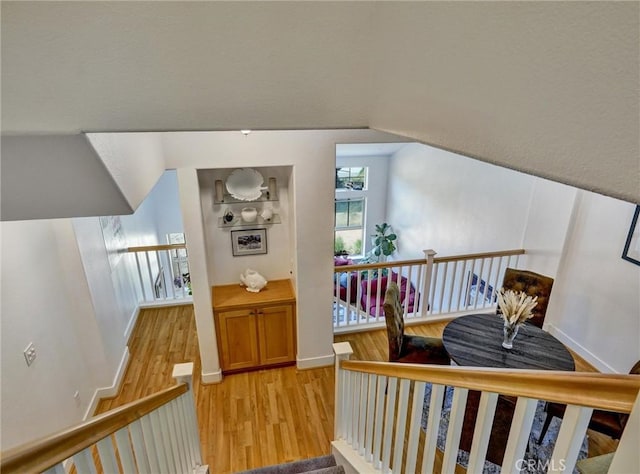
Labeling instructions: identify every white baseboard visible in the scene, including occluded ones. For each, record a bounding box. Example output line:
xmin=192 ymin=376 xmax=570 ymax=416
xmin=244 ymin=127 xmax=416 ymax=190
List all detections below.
xmin=138 ymin=298 xmax=193 ymax=309
xmin=124 ymin=306 xmax=140 ymax=341
xmin=84 ymin=346 xmax=130 ymax=419
xmin=545 ymin=323 xmax=618 ymax=373
xmin=201 ymin=369 xmax=222 ymax=384
xmin=331 ymin=440 xmax=377 ymax=473
xmin=297 ymin=353 xmax=334 ymax=369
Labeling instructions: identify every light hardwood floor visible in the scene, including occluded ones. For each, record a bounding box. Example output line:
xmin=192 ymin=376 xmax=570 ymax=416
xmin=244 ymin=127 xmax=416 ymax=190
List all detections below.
xmin=96 ymin=306 xmax=617 ymax=473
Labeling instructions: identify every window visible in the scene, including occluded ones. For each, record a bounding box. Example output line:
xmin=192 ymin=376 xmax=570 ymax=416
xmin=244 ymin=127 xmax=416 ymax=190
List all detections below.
xmin=335 ymin=167 xmax=367 ymax=190
xmin=334 ymin=198 xmax=365 ymax=256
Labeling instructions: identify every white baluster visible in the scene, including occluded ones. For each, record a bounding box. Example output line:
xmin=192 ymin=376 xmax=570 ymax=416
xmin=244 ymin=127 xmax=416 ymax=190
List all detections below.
xmin=43 ymin=463 xmax=66 ymax=474
xmin=176 ymin=394 xmax=196 ymax=468
xmin=473 ymin=259 xmax=486 ymax=309
xmin=134 ymin=253 xmax=148 ymax=301
xmin=358 ymin=373 xmax=368 ymax=454
xmin=129 ymin=419 xmax=152 ymax=474
xmin=97 ymin=435 xmax=119 ymax=474
xmin=157 ymin=405 xmax=177 ymax=471
xmin=501 ymin=397 xmax=538 ymax=473
xmin=442 ymin=387 xmax=470 ymax=473
xmin=372 ymin=375 xmax=387 ymax=468
xmin=404 ymin=381 xmax=426 ymax=474
xmin=466 ymin=391 xmax=499 ymax=473
xmin=429 ymin=263 xmax=439 ymax=315
xmin=365 ymin=270 xmax=373 ymax=320
xmin=113 ymin=427 xmax=137 ymax=473
xmin=145 ymin=252 xmax=154 ymax=301
xmin=421 ymin=383 xmax=445 ymax=473
xmin=351 ymin=371 xmax=361 ymax=449
xmin=164 ymin=401 xmax=182 ymax=473
xmin=73 ymin=447 xmax=97 ymax=474
xmin=421 ymin=250 xmax=436 ymax=317
xmin=165 ymin=249 xmax=177 ymax=299
xmin=381 ymin=377 xmax=398 ymax=473
xmin=548 ymin=405 xmax=593 ymax=473
xmin=483 ymin=257 xmax=495 ymax=309
xmin=392 ymin=379 xmax=411 ymax=474
xmin=345 ymin=370 xmax=354 ymax=444
xmin=364 ymin=373 xmax=377 ymax=461
xmin=456 ymin=260 xmax=469 ymax=311
xmin=172 ymin=362 xmax=202 ymax=467
xmin=141 ymin=414 xmax=161 ymax=473
xmin=170 ymin=398 xmax=189 ymax=472
xmin=150 ymin=410 xmax=171 ymax=473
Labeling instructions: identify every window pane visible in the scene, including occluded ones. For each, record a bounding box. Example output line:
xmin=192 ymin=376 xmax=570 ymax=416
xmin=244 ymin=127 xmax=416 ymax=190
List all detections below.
xmin=335 ymin=229 xmax=363 ymax=256
xmin=348 ymin=200 xmax=363 ymax=226
xmin=335 ymin=167 xmax=367 ymax=190
xmin=335 ymin=201 xmax=348 ymax=227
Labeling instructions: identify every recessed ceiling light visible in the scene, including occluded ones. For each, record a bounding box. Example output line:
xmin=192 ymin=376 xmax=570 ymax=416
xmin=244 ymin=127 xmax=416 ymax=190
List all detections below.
xmin=240 ymin=130 xmax=251 ymax=136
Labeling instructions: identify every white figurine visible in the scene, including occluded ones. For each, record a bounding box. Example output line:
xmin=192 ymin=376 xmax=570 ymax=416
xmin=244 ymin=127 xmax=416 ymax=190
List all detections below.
xmin=240 ymin=269 xmax=267 ymax=293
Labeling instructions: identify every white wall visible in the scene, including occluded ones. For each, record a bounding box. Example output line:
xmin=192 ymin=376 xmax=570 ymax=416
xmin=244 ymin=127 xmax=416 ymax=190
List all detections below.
xmin=520 ymin=179 xmax=577 ymax=278
xmin=0 ymin=220 xmax=106 ymax=449
xmin=199 ymin=166 xmax=293 ymax=285
xmin=386 ymin=143 xmax=535 ymax=259
xmin=545 ymin=191 xmax=640 ymax=373
xmin=163 ymin=129 xmax=404 ymax=373
xmin=335 ymin=155 xmax=389 ymax=258
xmin=0 ymin=170 xmax=184 ymax=449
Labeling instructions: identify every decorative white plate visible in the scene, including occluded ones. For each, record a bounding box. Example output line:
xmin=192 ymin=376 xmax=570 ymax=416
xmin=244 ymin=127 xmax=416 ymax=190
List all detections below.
xmin=225 ymin=168 xmax=266 ymax=201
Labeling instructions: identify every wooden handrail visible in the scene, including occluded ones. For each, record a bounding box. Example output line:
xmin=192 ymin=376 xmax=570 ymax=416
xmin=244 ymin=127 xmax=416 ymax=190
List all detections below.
xmin=433 ymin=248 xmax=525 ymax=264
xmin=127 ymin=243 xmax=187 ymax=253
xmin=333 ymin=249 xmax=525 ymax=273
xmin=341 ymin=360 xmax=640 ymax=414
xmin=1 ymin=383 xmax=188 ymax=474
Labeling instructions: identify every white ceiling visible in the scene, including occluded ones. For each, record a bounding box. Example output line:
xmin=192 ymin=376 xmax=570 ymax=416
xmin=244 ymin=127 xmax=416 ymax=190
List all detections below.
xmin=336 ymin=143 xmax=409 ymax=158
xmin=2 ymin=2 xmax=638 ymax=203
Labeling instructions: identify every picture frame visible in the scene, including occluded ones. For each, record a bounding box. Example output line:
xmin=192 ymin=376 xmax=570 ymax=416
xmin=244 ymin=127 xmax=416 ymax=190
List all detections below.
xmin=622 ymin=205 xmax=640 ymax=266
xmin=231 ymin=228 xmax=268 ymax=257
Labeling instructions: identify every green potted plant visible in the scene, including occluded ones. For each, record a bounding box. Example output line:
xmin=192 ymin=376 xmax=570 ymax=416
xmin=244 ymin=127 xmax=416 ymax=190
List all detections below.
xmin=371 ymin=222 xmax=397 ymax=262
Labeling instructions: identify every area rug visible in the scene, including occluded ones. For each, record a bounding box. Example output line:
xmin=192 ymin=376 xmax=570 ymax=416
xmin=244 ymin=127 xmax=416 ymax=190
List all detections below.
xmin=421 ymin=385 xmax=588 ymax=474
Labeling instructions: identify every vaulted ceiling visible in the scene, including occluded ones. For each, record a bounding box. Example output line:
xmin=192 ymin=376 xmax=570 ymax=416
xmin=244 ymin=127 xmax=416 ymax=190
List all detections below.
xmin=2 ymin=2 xmax=638 ymax=208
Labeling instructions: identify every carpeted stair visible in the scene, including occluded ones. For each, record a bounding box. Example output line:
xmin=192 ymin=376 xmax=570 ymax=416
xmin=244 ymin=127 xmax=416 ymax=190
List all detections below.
xmin=237 ymin=454 xmax=345 ymax=474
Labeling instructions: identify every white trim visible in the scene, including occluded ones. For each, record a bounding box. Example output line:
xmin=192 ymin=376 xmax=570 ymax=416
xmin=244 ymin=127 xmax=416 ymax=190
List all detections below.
xmin=331 ymin=440 xmax=377 ymax=474
xmin=297 ymin=353 xmax=335 ymax=369
xmin=138 ymin=297 xmax=193 ymax=309
xmin=84 ymin=347 xmax=130 ymax=420
xmin=545 ymin=322 xmax=618 ymax=373
xmin=124 ymin=306 xmax=140 ymax=341
xmin=201 ymin=369 xmax=223 ymax=384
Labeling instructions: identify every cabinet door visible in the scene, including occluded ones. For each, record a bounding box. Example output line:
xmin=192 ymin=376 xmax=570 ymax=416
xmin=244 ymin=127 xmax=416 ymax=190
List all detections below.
xmin=217 ymin=309 xmax=259 ymax=372
xmin=257 ymin=304 xmax=295 ymax=366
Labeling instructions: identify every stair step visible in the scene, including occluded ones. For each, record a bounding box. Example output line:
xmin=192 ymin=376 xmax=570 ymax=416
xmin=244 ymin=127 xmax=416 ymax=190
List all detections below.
xmin=305 ymin=466 xmax=345 ymax=474
xmin=237 ymin=454 xmax=338 ymax=474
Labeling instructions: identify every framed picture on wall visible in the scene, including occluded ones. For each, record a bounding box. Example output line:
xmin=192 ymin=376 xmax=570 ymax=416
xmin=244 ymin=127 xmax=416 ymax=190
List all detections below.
xmin=231 ymin=228 xmax=268 ymax=256
xmin=622 ymin=205 xmax=640 ymax=266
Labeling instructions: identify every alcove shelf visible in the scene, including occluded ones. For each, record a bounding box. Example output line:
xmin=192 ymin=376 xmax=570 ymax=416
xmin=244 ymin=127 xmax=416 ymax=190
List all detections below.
xmin=213 ymin=190 xmax=278 ymax=205
xmin=217 ymin=214 xmax=281 ymax=228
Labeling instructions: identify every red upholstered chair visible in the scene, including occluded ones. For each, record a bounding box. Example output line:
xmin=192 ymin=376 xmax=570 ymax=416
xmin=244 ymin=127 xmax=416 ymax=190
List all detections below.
xmin=500 ymin=268 xmax=554 ymax=328
xmin=538 ymin=360 xmax=640 ymax=443
xmin=383 ymin=282 xmax=450 ymax=365
xmin=363 ymin=272 xmax=417 ymax=317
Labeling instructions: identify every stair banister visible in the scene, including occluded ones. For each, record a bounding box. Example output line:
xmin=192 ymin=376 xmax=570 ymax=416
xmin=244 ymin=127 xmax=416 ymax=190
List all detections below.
xmin=1 ymin=363 xmax=204 ymax=474
xmin=332 ymin=347 xmax=640 ymax=474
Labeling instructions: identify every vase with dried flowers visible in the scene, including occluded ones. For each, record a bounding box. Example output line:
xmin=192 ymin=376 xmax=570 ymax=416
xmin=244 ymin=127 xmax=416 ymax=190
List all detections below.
xmin=496 ymin=288 xmax=539 ymax=349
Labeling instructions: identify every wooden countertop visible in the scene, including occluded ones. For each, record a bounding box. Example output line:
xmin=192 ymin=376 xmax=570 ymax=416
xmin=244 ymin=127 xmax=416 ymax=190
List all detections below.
xmin=212 ymin=279 xmax=296 ymax=311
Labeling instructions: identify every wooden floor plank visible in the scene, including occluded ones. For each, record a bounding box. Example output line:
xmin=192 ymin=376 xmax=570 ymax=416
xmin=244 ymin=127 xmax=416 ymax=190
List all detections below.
xmin=95 ymin=305 xmax=617 ymax=473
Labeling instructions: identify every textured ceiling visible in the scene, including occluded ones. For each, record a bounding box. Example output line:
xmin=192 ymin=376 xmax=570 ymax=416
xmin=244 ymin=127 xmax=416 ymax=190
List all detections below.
xmin=2 ymin=2 xmax=638 ymax=203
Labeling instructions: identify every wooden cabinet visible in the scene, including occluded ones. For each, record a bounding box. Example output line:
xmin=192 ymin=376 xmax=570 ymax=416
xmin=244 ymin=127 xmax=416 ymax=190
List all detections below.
xmin=212 ymin=279 xmax=296 ymax=374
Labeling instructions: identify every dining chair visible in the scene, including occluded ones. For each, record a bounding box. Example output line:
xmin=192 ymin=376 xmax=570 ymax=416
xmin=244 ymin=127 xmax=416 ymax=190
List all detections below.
xmin=500 ymin=268 xmax=554 ymax=328
xmin=538 ymin=360 xmax=640 ymax=443
xmin=383 ymin=282 xmax=450 ymax=365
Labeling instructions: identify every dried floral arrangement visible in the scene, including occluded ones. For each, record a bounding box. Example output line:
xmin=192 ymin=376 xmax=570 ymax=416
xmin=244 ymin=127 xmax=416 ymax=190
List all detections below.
xmin=496 ymin=288 xmax=538 ymax=325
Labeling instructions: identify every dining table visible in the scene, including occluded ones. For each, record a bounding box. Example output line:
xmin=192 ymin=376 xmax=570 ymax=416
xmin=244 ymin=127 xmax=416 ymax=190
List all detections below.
xmin=440 ymin=313 xmax=576 ymax=466
xmin=442 ymin=312 xmax=575 ymax=371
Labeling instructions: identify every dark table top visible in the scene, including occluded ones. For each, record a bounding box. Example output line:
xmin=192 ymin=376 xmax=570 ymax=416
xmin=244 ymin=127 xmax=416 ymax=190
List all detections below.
xmin=442 ymin=313 xmax=575 ymax=371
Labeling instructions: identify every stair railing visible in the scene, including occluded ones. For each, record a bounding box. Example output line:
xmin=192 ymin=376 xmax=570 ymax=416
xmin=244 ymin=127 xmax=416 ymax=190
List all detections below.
xmin=127 ymin=243 xmax=192 ymax=304
xmin=333 ymin=343 xmax=640 ymax=474
xmin=333 ymin=248 xmax=524 ymax=332
xmin=1 ymin=363 xmax=204 ymax=474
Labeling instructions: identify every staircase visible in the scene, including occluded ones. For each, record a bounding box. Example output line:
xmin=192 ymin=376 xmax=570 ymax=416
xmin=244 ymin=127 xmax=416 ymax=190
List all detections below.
xmin=238 ymin=454 xmax=345 ymax=474
xmin=2 ymin=347 xmax=639 ymax=473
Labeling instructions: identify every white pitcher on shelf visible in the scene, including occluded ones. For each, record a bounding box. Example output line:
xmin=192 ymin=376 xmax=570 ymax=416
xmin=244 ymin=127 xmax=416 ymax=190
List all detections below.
xmin=240 ymin=269 xmax=267 ymax=293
